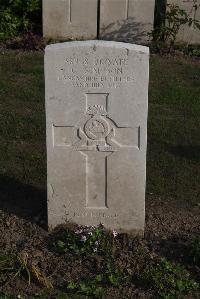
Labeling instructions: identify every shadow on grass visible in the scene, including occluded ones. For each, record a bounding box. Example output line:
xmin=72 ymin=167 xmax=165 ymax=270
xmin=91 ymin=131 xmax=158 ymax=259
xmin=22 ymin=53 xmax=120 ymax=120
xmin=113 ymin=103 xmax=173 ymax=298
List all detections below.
xmin=0 ymin=175 xmax=47 ymax=228
xmin=166 ymin=145 xmax=200 ymax=162
xmin=149 ymin=235 xmax=200 ymax=282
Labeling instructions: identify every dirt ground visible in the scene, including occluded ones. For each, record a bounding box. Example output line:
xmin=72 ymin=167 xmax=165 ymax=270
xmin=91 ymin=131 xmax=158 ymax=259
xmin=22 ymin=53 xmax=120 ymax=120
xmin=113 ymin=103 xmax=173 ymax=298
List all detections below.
xmin=0 ymin=192 xmax=199 ymax=298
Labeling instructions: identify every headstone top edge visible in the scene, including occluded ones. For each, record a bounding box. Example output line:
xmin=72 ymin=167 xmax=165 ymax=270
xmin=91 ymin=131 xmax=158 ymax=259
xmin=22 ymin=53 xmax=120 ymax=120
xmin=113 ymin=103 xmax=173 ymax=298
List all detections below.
xmin=45 ymin=40 xmax=149 ymax=54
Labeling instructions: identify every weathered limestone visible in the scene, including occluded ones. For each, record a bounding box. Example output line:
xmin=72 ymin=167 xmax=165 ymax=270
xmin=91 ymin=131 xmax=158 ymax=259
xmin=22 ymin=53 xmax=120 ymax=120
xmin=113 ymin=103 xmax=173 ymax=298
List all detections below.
xmin=99 ymin=0 xmax=155 ymax=44
xmin=167 ymin=0 xmax=200 ymax=44
xmin=43 ymin=0 xmax=98 ymax=40
xmin=45 ymin=40 xmax=149 ymax=234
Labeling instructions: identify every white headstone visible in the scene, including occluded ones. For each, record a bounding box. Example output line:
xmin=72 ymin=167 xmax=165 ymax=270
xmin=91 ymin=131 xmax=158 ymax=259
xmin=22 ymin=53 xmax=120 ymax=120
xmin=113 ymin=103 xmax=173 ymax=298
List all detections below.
xmin=99 ymin=0 xmax=155 ymax=44
xmin=167 ymin=0 xmax=200 ymax=44
xmin=43 ymin=0 xmax=98 ymax=40
xmin=45 ymin=41 xmax=149 ymax=234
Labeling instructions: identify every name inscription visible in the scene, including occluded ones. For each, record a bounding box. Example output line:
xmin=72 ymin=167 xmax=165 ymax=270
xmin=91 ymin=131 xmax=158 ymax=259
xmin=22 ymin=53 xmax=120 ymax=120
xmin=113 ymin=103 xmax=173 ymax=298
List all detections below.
xmin=57 ymin=55 xmax=134 ymax=88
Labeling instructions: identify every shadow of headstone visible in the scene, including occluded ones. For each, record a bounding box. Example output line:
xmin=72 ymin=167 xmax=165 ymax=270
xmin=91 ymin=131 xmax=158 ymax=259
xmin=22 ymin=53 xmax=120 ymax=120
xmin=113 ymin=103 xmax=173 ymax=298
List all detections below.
xmin=166 ymin=144 xmax=200 ymax=162
xmin=0 ymin=175 xmax=47 ymax=228
xmin=99 ymin=17 xmax=149 ymax=44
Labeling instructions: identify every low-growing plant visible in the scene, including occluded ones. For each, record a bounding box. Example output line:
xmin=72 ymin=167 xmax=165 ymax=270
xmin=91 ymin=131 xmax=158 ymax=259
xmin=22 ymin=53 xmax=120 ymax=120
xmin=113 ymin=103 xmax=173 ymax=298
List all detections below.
xmin=0 ymin=255 xmax=18 ymax=286
xmin=67 ymin=274 xmax=105 ymax=297
xmin=66 ymin=262 xmax=129 ymax=298
xmin=135 ymin=245 xmax=149 ymax=258
xmin=171 ymin=43 xmax=200 ymax=57
xmin=0 ymin=294 xmax=24 ymax=299
xmin=186 ymin=42 xmax=200 ymax=57
xmin=105 ymin=262 xmax=129 ymax=287
xmin=192 ymin=48 xmax=200 ymax=57
xmin=55 ymin=292 xmax=86 ymax=299
xmin=190 ymin=237 xmax=200 ymax=265
xmin=140 ymin=258 xmax=199 ymax=298
xmin=54 ymin=225 xmax=114 ymax=256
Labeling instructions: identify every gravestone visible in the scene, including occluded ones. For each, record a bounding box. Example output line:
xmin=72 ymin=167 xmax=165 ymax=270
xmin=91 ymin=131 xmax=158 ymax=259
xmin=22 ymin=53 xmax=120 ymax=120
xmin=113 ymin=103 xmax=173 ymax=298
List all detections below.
xmin=99 ymin=0 xmax=155 ymax=44
xmin=45 ymin=40 xmax=149 ymax=234
xmin=43 ymin=0 xmax=97 ymax=40
xmin=167 ymin=0 xmax=200 ymax=44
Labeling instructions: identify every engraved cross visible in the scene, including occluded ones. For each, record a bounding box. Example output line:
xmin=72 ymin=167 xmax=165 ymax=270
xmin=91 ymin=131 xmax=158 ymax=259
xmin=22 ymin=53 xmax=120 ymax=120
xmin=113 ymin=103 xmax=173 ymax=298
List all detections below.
xmin=53 ymin=93 xmax=140 ymax=209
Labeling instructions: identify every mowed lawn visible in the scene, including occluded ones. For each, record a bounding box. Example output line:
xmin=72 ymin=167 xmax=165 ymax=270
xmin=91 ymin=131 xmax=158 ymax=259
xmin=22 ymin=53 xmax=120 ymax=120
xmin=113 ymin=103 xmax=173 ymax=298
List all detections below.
xmin=0 ymin=50 xmax=199 ymax=219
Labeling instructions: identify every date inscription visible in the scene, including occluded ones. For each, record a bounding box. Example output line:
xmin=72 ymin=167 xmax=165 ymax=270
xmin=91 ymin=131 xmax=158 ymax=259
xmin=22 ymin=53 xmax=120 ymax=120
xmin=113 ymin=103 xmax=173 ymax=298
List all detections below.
xmin=57 ymin=55 xmax=134 ymax=89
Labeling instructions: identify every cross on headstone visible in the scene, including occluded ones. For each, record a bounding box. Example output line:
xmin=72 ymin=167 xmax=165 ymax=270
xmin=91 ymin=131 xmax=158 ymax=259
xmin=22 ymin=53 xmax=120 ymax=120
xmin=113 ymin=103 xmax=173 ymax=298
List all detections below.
xmin=53 ymin=93 xmax=139 ymax=209
xmin=125 ymin=0 xmax=129 ymax=19
xmin=68 ymin=0 xmax=72 ymax=23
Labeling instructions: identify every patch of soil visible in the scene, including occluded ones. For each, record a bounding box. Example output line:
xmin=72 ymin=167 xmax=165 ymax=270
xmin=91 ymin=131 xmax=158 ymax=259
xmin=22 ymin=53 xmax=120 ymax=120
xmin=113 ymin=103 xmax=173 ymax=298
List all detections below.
xmin=0 ymin=193 xmax=199 ymax=298
xmin=0 ymin=33 xmax=46 ymax=51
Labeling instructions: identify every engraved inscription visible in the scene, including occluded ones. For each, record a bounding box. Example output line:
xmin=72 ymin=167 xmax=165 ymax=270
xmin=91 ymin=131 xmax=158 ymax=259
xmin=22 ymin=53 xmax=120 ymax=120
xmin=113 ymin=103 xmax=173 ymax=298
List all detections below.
xmin=72 ymin=211 xmax=118 ymax=218
xmin=53 ymin=93 xmax=140 ymax=210
xmin=57 ymin=55 xmax=134 ymax=88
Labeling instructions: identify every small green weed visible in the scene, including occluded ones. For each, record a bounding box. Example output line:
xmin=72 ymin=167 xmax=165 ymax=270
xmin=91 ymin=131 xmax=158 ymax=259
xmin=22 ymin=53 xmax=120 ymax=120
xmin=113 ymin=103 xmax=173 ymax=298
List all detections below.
xmin=190 ymin=237 xmax=200 ymax=265
xmin=0 ymin=294 xmax=23 ymax=299
xmin=180 ymin=44 xmax=200 ymax=57
xmin=0 ymin=255 xmax=13 ymax=271
xmin=55 ymin=292 xmax=86 ymax=299
xmin=54 ymin=225 xmax=113 ymax=256
xmin=67 ymin=275 xmax=105 ymax=298
xmin=191 ymin=48 xmax=200 ymax=57
xmin=66 ymin=262 xmax=128 ymax=298
xmin=140 ymin=258 xmax=198 ymax=298
xmin=135 ymin=245 xmax=149 ymax=258
xmin=105 ymin=262 xmax=129 ymax=287
xmin=0 ymin=255 xmax=18 ymax=286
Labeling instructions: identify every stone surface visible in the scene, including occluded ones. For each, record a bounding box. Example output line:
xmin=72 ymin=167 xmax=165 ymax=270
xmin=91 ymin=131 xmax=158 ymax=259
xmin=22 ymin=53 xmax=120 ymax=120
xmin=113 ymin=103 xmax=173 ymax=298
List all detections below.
xmin=99 ymin=0 xmax=155 ymax=44
xmin=43 ymin=0 xmax=97 ymax=40
xmin=45 ymin=40 xmax=149 ymax=234
xmin=167 ymin=0 xmax=200 ymax=44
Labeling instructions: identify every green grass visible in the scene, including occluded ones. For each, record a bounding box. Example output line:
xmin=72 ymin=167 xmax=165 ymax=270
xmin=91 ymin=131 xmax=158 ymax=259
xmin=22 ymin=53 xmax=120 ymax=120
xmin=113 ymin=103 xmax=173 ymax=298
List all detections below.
xmin=0 ymin=51 xmax=45 ymax=190
xmin=0 ymin=50 xmax=199 ymax=210
xmin=0 ymin=50 xmax=46 ymax=220
xmin=148 ymin=56 xmax=200 ymax=205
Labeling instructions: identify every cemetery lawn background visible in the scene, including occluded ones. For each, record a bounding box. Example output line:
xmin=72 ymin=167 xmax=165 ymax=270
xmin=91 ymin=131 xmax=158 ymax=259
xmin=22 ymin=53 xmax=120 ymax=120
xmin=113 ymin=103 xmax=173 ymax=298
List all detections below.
xmin=0 ymin=49 xmax=199 ymax=298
